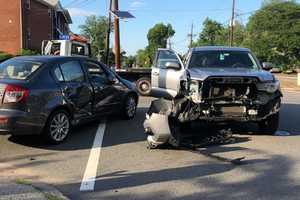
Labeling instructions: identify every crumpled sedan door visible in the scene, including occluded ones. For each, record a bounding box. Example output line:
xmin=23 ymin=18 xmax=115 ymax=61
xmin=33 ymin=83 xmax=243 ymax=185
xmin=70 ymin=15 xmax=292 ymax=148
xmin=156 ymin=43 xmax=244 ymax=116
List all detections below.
xmin=151 ymin=49 xmax=186 ymax=99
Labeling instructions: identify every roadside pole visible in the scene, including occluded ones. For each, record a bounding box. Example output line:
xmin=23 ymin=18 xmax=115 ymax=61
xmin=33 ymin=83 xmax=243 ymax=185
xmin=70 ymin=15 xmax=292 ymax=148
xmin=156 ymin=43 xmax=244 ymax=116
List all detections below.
xmin=298 ymin=70 xmax=300 ymax=86
xmin=230 ymin=0 xmax=236 ymax=46
xmin=113 ymin=0 xmax=121 ymax=69
xmin=105 ymin=0 xmax=112 ymax=66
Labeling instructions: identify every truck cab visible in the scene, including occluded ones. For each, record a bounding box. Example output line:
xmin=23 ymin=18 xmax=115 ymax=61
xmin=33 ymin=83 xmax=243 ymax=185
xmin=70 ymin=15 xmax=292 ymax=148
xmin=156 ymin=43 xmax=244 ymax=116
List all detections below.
xmin=42 ymin=39 xmax=91 ymax=57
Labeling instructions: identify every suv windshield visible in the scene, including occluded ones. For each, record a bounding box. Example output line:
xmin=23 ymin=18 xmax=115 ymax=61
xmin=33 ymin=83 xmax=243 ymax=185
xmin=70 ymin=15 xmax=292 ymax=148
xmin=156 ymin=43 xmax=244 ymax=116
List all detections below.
xmin=0 ymin=59 xmax=42 ymax=80
xmin=188 ymin=50 xmax=259 ymax=69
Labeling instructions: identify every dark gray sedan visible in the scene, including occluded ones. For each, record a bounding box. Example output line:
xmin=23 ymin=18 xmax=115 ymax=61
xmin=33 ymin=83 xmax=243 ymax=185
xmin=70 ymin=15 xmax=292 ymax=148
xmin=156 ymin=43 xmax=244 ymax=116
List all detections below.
xmin=0 ymin=56 xmax=138 ymax=144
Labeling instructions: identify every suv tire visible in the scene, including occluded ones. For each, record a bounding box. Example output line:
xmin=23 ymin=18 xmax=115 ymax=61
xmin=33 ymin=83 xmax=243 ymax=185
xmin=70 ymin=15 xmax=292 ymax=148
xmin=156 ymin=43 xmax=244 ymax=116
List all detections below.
xmin=258 ymin=113 xmax=279 ymax=135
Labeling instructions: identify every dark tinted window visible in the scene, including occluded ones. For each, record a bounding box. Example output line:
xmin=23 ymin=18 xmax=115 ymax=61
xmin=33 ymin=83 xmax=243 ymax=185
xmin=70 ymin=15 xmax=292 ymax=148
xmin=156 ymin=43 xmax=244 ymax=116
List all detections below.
xmin=54 ymin=67 xmax=64 ymax=81
xmin=0 ymin=60 xmax=42 ymax=80
xmin=83 ymin=62 xmax=108 ymax=84
xmin=60 ymin=61 xmax=84 ymax=82
xmin=71 ymin=43 xmax=85 ymax=56
xmin=188 ymin=51 xmax=258 ymax=69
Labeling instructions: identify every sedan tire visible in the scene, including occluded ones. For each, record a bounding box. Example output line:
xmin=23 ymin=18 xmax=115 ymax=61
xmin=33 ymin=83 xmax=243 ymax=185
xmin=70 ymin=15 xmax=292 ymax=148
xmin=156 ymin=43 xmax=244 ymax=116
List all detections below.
xmin=44 ymin=110 xmax=71 ymax=144
xmin=121 ymin=95 xmax=137 ymax=120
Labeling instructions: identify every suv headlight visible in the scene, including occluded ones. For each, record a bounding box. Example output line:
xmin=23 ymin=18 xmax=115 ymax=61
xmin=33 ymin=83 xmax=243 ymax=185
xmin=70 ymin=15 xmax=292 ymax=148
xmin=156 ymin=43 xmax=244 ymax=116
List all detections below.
xmin=257 ymin=80 xmax=280 ymax=93
xmin=189 ymin=80 xmax=202 ymax=103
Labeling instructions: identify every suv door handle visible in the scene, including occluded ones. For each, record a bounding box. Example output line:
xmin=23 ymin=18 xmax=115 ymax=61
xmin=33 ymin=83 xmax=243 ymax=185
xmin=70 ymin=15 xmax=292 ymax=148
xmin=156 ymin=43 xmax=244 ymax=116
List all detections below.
xmin=153 ymin=72 xmax=159 ymax=76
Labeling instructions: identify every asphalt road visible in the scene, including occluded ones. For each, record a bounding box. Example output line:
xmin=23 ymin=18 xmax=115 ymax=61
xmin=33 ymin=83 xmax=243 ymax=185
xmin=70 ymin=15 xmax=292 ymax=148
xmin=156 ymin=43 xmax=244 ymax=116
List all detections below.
xmin=0 ymin=91 xmax=300 ymax=200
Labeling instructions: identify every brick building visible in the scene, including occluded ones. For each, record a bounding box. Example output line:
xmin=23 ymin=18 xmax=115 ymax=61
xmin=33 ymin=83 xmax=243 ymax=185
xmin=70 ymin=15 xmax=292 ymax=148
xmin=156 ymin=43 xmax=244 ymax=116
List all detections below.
xmin=0 ymin=0 xmax=72 ymax=55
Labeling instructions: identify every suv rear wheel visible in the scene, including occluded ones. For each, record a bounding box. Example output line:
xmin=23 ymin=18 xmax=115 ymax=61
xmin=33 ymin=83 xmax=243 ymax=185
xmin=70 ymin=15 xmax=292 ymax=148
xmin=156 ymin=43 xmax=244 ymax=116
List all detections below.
xmin=44 ymin=110 xmax=71 ymax=144
xmin=258 ymin=113 xmax=279 ymax=135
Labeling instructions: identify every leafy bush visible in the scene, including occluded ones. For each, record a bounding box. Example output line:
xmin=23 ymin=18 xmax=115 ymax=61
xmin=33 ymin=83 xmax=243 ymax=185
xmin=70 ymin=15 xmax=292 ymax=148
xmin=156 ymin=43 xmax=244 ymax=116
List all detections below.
xmin=0 ymin=51 xmax=13 ymax=63
xmin=18 ymin=49 xmax=38 ymax=56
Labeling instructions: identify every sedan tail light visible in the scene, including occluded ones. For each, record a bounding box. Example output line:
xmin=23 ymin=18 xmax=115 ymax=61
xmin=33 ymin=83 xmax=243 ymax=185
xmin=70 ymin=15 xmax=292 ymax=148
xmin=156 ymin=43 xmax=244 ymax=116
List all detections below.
xmin=3 ymin=85 xmax=29 ymax=103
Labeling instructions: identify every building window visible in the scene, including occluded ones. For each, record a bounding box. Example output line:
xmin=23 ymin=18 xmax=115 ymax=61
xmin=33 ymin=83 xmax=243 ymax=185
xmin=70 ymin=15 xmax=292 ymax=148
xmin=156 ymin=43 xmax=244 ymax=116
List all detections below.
xmin=25 ymin=0 xmax=31 ymax=9
xmin=27 ymin=28 xmax=31 ymax=41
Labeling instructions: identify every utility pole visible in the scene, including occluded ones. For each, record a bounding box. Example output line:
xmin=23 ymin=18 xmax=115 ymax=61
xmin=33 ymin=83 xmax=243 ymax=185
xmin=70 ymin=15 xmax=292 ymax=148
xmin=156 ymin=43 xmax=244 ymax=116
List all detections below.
xmin=188 ymin=22 xmax=196 ymax=49
xmin=113 ymin=0 xmax=121 ymax=69
xmin=230 ymin=0 xmax=236 ymax=46
xmin=105 ymin=0 xmax=112 ymax=66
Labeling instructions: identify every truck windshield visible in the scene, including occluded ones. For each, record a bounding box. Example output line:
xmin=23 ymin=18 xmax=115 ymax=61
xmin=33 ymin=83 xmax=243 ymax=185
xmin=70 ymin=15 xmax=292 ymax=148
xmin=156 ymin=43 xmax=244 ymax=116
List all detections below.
xmin=0 ymin=60 xmax=42 ymax=80
xmin=188 ymin=51 xmax=259 ymax=69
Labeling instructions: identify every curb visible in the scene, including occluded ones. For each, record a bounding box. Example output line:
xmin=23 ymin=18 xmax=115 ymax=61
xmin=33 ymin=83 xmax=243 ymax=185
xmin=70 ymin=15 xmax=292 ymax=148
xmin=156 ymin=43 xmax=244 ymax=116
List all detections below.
xmin=30 ymin=182 xmax=70 ymax=200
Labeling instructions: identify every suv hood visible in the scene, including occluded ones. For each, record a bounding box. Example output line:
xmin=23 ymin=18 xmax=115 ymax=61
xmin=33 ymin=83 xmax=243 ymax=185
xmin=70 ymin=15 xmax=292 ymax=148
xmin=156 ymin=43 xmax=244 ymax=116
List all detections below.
xmin=187 ymin=67 xmax=275 ymax=82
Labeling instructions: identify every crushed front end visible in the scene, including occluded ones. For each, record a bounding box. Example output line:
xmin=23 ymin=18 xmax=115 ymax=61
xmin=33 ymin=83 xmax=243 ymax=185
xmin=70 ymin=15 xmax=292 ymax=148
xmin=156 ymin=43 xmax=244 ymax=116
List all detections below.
xmin=175 ymin=76 xmax=282 ymax=123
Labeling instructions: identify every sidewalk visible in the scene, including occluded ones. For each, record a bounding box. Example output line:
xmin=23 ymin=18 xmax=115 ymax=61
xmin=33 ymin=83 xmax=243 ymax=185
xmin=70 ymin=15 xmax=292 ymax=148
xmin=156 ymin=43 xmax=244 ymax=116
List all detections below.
xmin=0 ymin=179 xmax=69 ymax=200
xmin=275 ymin=74 xmax=300 ymax=92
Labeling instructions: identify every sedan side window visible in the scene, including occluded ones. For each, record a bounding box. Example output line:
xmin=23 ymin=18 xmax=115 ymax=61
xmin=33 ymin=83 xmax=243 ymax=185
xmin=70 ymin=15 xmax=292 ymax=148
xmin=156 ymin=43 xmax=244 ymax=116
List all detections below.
xmin=83 ymin=62 xmax=108 ymax=84
xmin=60 ymin=61 xmax=84 ymax=82
xmin=54 ymin=67 xmax=64 ymax=82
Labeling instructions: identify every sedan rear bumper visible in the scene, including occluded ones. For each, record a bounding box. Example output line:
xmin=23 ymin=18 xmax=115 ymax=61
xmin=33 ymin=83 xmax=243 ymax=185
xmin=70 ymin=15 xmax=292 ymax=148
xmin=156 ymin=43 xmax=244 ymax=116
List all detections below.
xmin=0 ymin=109 xmax=44 ymax=136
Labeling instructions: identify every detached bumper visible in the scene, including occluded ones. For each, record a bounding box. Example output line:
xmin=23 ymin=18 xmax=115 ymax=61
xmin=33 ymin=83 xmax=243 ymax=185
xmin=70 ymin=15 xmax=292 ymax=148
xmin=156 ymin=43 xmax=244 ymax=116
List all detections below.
xmin=0 ymin=109 xmax=43 ymax=136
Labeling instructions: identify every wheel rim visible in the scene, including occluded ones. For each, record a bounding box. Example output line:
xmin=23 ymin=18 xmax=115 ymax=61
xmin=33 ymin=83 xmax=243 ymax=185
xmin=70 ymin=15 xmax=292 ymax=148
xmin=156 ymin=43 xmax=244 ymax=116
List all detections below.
xmin=126 ymin=97 xmax=137 ymax=117
xmin=50 ymin=113 xmax=70 ymax=142
xmin=139 ymin=81 xmax=150 ymax=93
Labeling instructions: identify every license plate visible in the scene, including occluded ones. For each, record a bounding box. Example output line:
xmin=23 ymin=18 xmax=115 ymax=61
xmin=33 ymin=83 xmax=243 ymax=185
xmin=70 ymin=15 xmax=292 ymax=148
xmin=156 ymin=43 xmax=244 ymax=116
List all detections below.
xmin=221 ymin=106 xmax=246 ymax=115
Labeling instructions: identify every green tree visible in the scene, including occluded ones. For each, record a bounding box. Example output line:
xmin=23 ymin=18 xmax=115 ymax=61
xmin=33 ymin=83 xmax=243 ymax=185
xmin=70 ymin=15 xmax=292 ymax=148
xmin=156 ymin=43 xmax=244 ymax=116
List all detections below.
xmin=244 ymin=1 xmax=300 ymax=68
xmin=146 ymin=23 xmax=175 ymax=63
xmin=195 ymin=18 xmax=227 ymax=46
xmin=136 ymin=49 xmax=151 ymax=68
xmin=79 ymin=15 xmax=108 ymax=60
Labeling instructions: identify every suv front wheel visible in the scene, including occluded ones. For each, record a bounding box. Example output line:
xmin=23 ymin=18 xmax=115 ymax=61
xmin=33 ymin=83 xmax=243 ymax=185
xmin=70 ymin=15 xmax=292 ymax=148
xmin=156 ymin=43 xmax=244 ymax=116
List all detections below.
xmin=258 ymin=113 xmax=279 ymax=135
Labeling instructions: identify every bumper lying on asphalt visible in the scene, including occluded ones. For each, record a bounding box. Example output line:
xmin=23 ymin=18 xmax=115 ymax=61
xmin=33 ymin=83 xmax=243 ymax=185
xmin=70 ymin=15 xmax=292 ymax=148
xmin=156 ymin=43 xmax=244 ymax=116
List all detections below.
xmin=0 ymin=109 xmax=43 ymax=135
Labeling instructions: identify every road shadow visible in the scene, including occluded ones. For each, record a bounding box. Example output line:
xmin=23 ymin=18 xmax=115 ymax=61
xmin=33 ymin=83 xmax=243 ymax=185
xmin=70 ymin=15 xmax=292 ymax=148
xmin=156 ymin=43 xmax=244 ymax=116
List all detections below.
xmin=59 ymin=154 xmax=299 ymax=200
xmin=7 ymin=120 xmax=100 ymax=151
xmin=102 ymin=107 xmax=148 ymax=147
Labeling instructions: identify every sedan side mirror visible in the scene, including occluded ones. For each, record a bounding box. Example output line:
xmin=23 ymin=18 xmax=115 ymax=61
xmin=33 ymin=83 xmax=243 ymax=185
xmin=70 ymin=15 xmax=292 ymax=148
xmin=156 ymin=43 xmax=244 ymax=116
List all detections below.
xmin=107 ymin=75 xmax=117 ymax=84
xmin=165 ymin=61 xmax=181 ymax=70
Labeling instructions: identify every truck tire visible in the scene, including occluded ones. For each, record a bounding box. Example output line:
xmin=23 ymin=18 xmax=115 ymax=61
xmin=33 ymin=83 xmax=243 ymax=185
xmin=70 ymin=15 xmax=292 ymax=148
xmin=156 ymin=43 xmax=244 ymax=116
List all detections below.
xmin=258 ymin=113 xmax=279 ymax=135
xmin=136 ymin=78 xmax=151 ymax=96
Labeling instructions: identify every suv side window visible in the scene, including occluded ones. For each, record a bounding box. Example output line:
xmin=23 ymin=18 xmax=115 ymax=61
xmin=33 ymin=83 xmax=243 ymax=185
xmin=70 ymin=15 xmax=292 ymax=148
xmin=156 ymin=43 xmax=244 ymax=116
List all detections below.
xmin=60 ymin=61 xmax=85 ymax=82
xmin=82 ymin=61 xmax=108 ymax=84
xmin=156 ymin=50 xmax=180 ymax=69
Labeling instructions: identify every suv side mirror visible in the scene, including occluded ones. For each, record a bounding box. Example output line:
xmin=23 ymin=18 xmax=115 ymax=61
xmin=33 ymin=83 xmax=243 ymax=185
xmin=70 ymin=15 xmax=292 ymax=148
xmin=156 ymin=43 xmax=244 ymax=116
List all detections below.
xmin=165 ymin=61 xmax=180 ymax=70
xmin=262 ymin=62 xmax=273 ymax=71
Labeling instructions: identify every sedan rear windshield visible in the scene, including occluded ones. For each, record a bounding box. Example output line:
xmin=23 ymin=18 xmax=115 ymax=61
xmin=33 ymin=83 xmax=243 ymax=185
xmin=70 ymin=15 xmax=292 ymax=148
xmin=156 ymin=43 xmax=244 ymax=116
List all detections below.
xmin=0 ymin=59 xmax=42 ymax=80
xmin=188 ymin=51 xmax=259 ymax=70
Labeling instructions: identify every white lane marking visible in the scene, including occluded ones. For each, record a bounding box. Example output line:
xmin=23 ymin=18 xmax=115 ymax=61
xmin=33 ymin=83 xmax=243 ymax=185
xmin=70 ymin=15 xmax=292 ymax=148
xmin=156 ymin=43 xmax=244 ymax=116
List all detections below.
xmin=80 ymin=122 xmax=106 ymax=191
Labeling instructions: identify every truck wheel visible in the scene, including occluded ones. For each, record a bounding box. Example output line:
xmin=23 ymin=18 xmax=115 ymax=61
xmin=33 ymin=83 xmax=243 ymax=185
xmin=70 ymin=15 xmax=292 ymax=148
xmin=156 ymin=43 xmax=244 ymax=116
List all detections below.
xmin=121 ymin=94 xmax=137 ymax=120
xmin=44 ymin=110 xmax=71 ymax=144
xmin=258 ymin=113 xmax=279 ymax=135
xmin=136 ymin=78 xmax=151 ymax=96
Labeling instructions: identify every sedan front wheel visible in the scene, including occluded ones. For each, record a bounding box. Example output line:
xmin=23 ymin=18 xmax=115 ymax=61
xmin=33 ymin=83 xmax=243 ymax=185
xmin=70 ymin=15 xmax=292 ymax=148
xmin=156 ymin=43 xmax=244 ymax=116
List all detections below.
xmin=121 ymin=95 xmax=137 ymax=120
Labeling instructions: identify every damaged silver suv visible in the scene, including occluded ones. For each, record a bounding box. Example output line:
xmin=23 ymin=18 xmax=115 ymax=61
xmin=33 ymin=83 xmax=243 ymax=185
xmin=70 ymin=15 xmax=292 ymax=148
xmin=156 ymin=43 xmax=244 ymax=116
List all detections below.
xmin=151 ymin=46 xmax=282 ymax=135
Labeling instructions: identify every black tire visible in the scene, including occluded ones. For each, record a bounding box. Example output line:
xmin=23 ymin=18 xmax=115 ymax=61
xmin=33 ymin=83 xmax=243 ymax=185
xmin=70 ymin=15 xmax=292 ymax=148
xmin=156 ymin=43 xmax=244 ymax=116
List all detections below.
xmin=136 ymin=78 xmax=151 ymax=96
xmin=258 ymin=113 xmax=279 ymax=135
xmin=121 ymin=94 xmax=137 ymax=120
xmin=43 ymin=110 xmax=71 ymax=144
